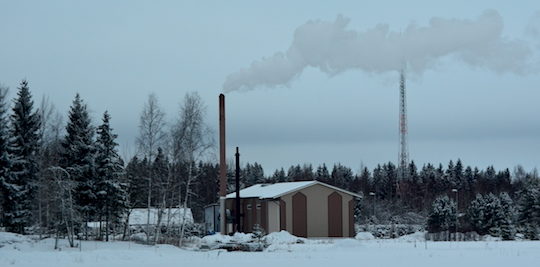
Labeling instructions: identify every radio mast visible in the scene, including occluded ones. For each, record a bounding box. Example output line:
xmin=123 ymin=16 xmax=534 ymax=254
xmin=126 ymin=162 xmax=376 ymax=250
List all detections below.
xmin=397 ymin=69 xmax=408 ymax=195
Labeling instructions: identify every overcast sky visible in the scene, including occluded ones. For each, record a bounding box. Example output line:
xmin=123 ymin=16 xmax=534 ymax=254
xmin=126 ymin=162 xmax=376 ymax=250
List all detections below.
xmin=1 ymin=0 xmax=539 ymax=174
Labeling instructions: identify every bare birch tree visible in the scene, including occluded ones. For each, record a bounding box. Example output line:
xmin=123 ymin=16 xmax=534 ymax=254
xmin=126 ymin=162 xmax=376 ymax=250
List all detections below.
xmin=150 ymin=147 xmax=171 ymax=244
xmin=48 ymin=166 xmax=77 ymax=248
xmin=36 ymin=96 xmax=58 ymax=237
xmin=41 ymin=111 xmax=64 ymax=234
xmin=170 ymin=92 xmax=214 ymax=246
xmin=136 ymin=93 xmax=167 ymax=244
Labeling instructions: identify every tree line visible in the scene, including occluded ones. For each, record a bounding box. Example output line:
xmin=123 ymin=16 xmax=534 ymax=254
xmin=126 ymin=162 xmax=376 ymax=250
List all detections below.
xmin=1 ymin=79 xmax=539 ymax=243
xmin=0 ymin=80 xmax=213 ymax=246
xmin=0 ymin=81 xmax=127 ymax=245
xmin=188 ymin=157 xmax=539 ymax=240
xmin=262 ymin=161 xmax=539 ymax=240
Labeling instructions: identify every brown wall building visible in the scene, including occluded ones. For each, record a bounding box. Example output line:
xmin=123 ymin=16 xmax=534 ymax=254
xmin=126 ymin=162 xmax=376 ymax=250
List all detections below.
xmin=225 ymin=181 xmax=361 ymax=238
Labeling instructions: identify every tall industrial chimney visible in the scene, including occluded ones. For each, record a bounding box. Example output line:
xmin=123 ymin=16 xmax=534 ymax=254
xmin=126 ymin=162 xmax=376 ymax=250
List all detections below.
xmin=219 ymin=94 xmax=227 ymax=234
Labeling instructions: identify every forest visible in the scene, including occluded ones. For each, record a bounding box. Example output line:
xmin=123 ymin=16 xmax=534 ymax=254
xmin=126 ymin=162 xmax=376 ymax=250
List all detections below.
xmin=1 ymin=80 xmax=539 ymax=244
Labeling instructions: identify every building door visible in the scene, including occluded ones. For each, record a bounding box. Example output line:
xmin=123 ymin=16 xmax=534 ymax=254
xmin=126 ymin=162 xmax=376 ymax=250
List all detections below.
xmin=292 ymin=192 xmax=307 ymax=237
xmin=328 ymin=192 xmax=343 ymax=237
xmin=348 ymin=199 xmax=355 ymax=237
xmin=279 ymin=199 xmax=287 ymax=231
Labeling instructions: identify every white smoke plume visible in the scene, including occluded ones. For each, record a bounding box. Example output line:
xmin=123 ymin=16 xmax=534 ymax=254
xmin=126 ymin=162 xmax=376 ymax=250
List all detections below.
xmin=223 ymin=10 xmax=534 ymax=92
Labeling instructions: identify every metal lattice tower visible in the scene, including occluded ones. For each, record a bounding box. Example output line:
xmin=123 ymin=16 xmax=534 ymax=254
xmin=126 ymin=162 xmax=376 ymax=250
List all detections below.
xmin=398 ymin=69 xmax=409 ymax=185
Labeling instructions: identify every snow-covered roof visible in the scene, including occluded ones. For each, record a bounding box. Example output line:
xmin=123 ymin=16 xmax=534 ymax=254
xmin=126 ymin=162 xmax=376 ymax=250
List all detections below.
xmin=225 ymin=181 xmax=362 ymax=199
xmin=128 ymin=208 xmax=193 ymax=225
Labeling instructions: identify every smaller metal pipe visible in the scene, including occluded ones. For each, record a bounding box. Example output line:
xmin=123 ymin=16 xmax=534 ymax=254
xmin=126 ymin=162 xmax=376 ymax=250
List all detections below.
xmin=235 ymin=147 xmax=241 ymax=233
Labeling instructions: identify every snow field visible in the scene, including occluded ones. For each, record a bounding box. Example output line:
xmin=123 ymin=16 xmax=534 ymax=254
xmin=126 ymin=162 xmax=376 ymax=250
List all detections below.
xmin=1 ymin=232 xmax=540 ymax=267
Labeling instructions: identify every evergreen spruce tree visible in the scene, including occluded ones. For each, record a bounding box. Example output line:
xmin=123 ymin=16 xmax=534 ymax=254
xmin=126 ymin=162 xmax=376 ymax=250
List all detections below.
xmin=331 ymin=164 xmax=354 ymax=190
xmin=435 ymin=164 xmax=446 ymax=194
xmin=251 ymin=163 xmax=265 ymax=184
xmin=498 ymin=192 xmax=516 ymax=240
xmin=484 ymin=166 xmax=497 ymax=192
xmin=467 ymin=194 xmax=487 ymax=234
xmin=453 ymin=159 xmax=464 ymax=190
xmin=381 ymin=162 xmax=397 ymax=200
xmin=517 ymin=182 xmax=540 ymax=240
xmin=241 ymin=162 xmax=253 ymax=188
xmin=356 ymin=167 xmax=370 ymax=195
xmin=300 ymin=164 xmax=314 ymax=181
xmin=407 ymin=161 xmax=423 ymax=209
xmin=427 ymin=195 xmax=456 ymax=233
xmin=61 ymin=94 xmax=97 ymax=234
xmin=445 ymin=160 xmax=455 ymax=187
xmin=152 ymin=147 xmax=170 ymax=207
xmin=420 ymin=163 xmax=436 ymax=208
xmin=468 ymin=193 xmax=498 ymax=235
xmin=151 ymin=147 xmax=170 ymax=243
xmin=467 ymin=193 xmax=516 ymax=239
xmin=349 ymin=167 xmax=366 ymax=194
xmin=287 ymin=165 xmax=303 ymax=181
xmin=3 ymin=80 xmax=40 ymax=233
xmin=125 ymin=156 xmax=148 ymax=208
xmin=0 ymin=85 xmax=12 ymax=226
xmin=191 ymin=161 xmax=219 ymax=219
xmin=484 ymin=193 xmax=502 ymax=237
xmin=95 ymin=111 xmax=127 ymax=241
xmin=473 ymin=167 xmax=482 ymax=189
xmin=242 ymin=162 xmax=264 ymax=187
xmin=315 ymin=164 xmax=330 ymax=184
xmin=270 ymin=168 xmax=288 ymax=183
xmin=463 ymin=166 xmax=475 ymax=201
xmin=372 ymin=164 xmax=384 ymax=199
xmin=495 ymin=169 xmax=512 ymax=193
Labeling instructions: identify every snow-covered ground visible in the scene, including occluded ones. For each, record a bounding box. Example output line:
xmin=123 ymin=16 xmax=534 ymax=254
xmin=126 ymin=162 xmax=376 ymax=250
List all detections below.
xmin=1 ymin=231 xmax=540 ymax=267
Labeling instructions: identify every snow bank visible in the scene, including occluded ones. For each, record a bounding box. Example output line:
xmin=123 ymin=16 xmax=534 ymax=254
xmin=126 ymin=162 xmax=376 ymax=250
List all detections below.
xmin=262 ymin=231 xmax=305 ymax=245
xmin=201 ymin=233 xmax=232 ymax=245
xmin=202 ymin=231 xmax=308 ymax=252
xmin=398 ymin=231 xmax=426 ymax=242
xmin=482 ymin=235 xmax=502 ymax=242
xmin=355 ymin=232 xmax=375 ymax=240
xmin=201 ymin=232 xmax=256 ymax=247
xmin=129 ymin=233 xmax=147 ymax=243
xmin=231 ymin=232 xmax=255 ymax=243
xmin=262 ymin=231 xmax=331 ymax=252
xmin=0 ymin=232 xmax=30 ymax=247
xmin=202 ymin=232 xmax=255 ymax=244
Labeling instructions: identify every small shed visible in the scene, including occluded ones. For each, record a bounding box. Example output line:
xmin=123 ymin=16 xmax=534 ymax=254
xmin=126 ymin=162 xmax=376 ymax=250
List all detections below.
xmin=204 ymin=204 xmax=220 ymax=234
xmin=224 ymin=181 xmax=361 ymax=238
xmin=128 ymin=208 xmax=193 ymax=227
